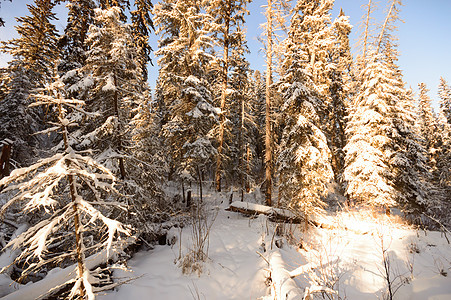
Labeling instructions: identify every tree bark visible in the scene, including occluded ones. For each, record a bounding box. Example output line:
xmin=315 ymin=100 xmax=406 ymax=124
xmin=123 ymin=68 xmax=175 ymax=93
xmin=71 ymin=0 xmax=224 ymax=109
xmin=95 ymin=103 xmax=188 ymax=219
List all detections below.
xmin=58 ymin=101 xmax=85 ymax=298
xmin=197 ymin=165 xmax=203 ymax=203
xmin=376 ymin=0 xmax=397 ymax=54
xmin=113 ymin=73 xmax=126 ymax=180
xmin=215 ymin=1 xmax=231 ymax=192
xmin=363 ymin=0 xmax=372 ymax=61
xmin=265 ymin=0 xmax=274 ymax=206
xmin=0 ymin=143 xmax=11 ymax=180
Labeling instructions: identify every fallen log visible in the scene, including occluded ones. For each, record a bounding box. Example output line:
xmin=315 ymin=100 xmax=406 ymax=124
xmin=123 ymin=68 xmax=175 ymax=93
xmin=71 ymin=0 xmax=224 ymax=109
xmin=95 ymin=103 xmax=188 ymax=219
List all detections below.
xmin=226 ymin=201 xmax=304 ymax=224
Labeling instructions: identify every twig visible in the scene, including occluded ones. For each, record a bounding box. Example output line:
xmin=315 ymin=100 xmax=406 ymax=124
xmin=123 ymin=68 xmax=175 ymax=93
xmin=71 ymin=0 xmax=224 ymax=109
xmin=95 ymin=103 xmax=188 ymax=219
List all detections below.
xmin=256 ymin=251 xmax=270 ymax=266
xmin=422 ymin=213 xmax=450 ymax=244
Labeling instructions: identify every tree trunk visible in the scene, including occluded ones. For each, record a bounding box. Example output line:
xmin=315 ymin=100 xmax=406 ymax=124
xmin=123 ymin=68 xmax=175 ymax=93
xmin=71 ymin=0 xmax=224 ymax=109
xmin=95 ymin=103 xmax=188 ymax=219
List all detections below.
xmin=215 ymin=2 xmax=231 ymax=192
xmin=0 ymin=143 xmax=11 ymax=180
xmin=246 ymin=144 xmax=251 ymax=193
xmin=265 ymin=0 xmax=273 ymax=206
xmin=376 ymin=0 xmax=397 ymax=55
xmin=182 ymin=179 xmax=186 ymax=204
xmin=113 ymin=73 xmax=126 ymax=180
xmin=239 ymin=91 xmax=245 ymax=196
xmin=187 ymin=190 xmax=192 ymax=208
xmin=58 ymin=101 xmax=85 ymax=298
xmin=363 ymin=0 xmax=372 ymax=61
xmin=197 ymin=165 xmax=203 ymax=203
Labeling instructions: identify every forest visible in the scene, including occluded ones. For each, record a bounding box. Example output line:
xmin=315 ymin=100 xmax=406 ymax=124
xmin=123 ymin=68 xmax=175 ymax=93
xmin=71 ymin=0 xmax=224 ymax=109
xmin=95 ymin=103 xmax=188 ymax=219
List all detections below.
xmin=0 ymin=0 xmax=450 ymax=299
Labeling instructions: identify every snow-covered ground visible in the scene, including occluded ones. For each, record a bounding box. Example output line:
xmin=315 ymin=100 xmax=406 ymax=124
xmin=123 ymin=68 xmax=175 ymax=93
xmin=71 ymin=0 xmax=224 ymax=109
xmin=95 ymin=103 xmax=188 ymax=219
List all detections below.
xmin=97 ymin=189 xmax=451 ymax=300
xmin=1 ymin=187 xmax=451 ymax=299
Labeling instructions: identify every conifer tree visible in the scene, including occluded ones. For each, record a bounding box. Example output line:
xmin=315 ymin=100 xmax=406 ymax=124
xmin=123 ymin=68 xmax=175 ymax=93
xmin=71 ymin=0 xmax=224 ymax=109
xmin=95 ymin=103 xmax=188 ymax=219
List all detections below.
xmin=344 ymin=57 xmax=397 ymax=209
xmin=0 ymin=61 xmax=39 ymax=165
xmin=131 ymin=0 xmax=154 ymax=81
xmin=328 ymin=9 xmax=353 ymax=186
xmin=0 ymin=75 xmax=131 ymax=300
xmin=262 ymin=0 xmax=290 ymax=205
xmin=1 ymin=0 xmax=59 ymax=87
xmin=287 ymin=0 xmax=334 ymax=96
xmin=82 ymin=7 xmax=144 ymax=179
xmin=276 ymin=0 xmax=335 ymax=215
xmin=416 ymin=83 xmax=439 ymax=159
xmin=438 ymin=77 xmax=451 ymax=125
xmin=437 ymin=77 xmax=451 ymax=188
xmin=276 ymin=67 xmax=333 ymax=216
xmin=59 ymin=0 xmax=95 ymax=74
xmin=227 ymin=28 xmax=255 ymax=192
xmin=154 ymin=0 xmax=218 ymax=183
xmin=206 ymin=0 xmax=251 ymax=191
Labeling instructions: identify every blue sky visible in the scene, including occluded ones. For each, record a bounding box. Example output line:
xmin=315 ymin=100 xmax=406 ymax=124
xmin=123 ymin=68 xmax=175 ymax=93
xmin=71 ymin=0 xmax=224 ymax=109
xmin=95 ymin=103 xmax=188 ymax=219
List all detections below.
xmin=1 ymin=0 xmax=450 ymax=110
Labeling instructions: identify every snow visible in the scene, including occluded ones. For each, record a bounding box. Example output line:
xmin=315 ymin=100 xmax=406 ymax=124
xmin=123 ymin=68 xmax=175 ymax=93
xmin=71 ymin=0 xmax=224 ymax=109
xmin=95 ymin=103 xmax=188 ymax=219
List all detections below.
xmin=2 ymin=190 xmax=451 ymax=299
xmin=98 ymin=194 xmax=268 ymax=300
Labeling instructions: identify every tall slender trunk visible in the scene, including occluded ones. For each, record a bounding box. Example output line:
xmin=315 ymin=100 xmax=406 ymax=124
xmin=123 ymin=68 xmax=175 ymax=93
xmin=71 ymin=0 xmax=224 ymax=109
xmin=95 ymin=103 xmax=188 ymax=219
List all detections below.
xmin=113 ymin=73 xmax=126 ymax=180
xmin=239 ymin=92 xmax=245 ymax=193
xmin=376 ymin=0 xmax=397 ymax=54
xmin=265 ymin=0 xmax=273 ymax=206
xmin=215 ymin=3 xmax=231 ymax=192
xmin=363 ymin=0 xmax=372 ymax=61
xmin=58 ymin=101 xmax=85 ymax=298
xmin=246 ymin=144 xmax=251 ymax=193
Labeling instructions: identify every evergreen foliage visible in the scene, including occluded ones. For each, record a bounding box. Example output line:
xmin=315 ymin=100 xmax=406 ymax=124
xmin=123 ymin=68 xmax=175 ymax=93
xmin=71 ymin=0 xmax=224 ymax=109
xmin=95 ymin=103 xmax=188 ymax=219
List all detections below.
xmin=0 ymin=0 xmax=59 ymax=87
xmin=154 ymin=0 xmax=218 ymax=182
xmin=0 ymin=75 xmax=131 ymax=299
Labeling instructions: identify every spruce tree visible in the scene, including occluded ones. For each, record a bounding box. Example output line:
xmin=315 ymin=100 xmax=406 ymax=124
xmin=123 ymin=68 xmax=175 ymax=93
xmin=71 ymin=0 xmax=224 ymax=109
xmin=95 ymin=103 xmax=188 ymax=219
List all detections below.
xmin=344 ymin=57 xmax=397 ymax=209
xmin=437 ymin=77 xmax=451 ymax=188
xmin=1 ymin=0 xmax=59 ymax=87
xmin=276 ymin=67 xmax=333 ymax=216
xmin=262 ymin=0 xmax=291 ymax=205
xmin=0 ymin=74 xmax=131 ymax=299
xmin=227 ymin=27 xmax=255 ymax=192
xmin=276 ymin=0 xmax=335 ymax=215
xmin=206 ymin=0 xmax=252 ymax=191
xmin=438 ymin=77 xmax=451 ymax=125
xmin=328 ymin=9 xmax=353 ymax=187
xmin=416 ymin=83 xmax=440 ymax=163
xmin=82 ymin=7 xmax=144 ymax=179
xmin=154 ymin=0 xmax=218 ymax=183
xmin=0 ymin=61 xmax=39 ymax=166
xmin=59 ymin=0 xmax=95 ymax=74
xmin=131 ymin=0 xmax=154 ymax=81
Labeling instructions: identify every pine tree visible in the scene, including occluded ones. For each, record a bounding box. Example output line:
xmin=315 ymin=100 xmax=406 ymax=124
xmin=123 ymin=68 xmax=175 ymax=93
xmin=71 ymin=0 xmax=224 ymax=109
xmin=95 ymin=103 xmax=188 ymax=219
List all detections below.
xmin=262 ymin=0 xmax=291 ymax=205
xmin=1 ymin=0 xmax=59 ymax=87
xmin=437 ymin=77 xmax=451 ymax=188
xmin=276 ymin=67 xmax=333 ymax=216
xmin=416 ymin=83 xmax=439 ymax=161
xmin=131 ymin=0 xmax=154 ymax=81
xmin=0 ymin=61 xmax=39 ymax=166
xmin=327 ymin=8 xmax=353 ymax=187
xmin=154 ymin=0 xmax=218 ymax=183
xmin=59 ymin=0 xmax=95 ymax=74
xmin=206 ymin=0 xmax=252 ymax=192
xmin=82 ymin=7 xmax=144 ymax=179
xmin=438 ymin=77 xmax=451 ymax=125
xmin=344 ymin=57 xmax=397 ymax=209
xmin=0 ymin=75 xmax=131 ymax=299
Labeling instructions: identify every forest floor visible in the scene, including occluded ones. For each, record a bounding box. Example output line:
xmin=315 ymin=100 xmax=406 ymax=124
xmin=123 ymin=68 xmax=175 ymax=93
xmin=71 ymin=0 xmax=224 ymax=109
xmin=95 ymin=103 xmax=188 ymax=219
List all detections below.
xmin=1 ymin=185 xmax=451 ymax=299
xmin=98 ymin=186 xmax=451 ymax=300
